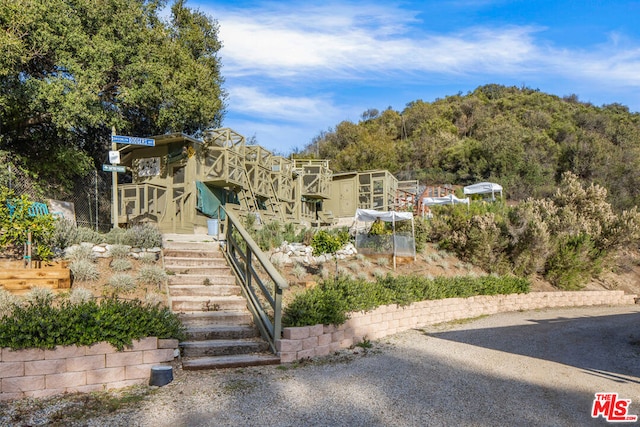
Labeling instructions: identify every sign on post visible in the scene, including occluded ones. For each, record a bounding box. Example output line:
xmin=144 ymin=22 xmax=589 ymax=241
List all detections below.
xmin=102 ymin=164 xmax=126 ymax=173
xmin=111 ymin=135 xmax=155 ymax=146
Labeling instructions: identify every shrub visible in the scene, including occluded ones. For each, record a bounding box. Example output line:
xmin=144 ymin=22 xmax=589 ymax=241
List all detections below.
xmin=122 ymin=224 xmax=162 ymax=248
xmin=24 ymin=287 xmax=55 ymax=305
xmin=282 ymin=274 xmax=530 ymax=327
xmin=76 ymin=227 xmax=105 ymax=244
xmin=68 ymin=287 xmax=94 ymax=305
xmin=544 ymin=234 xmax=603 ymax=290
xmin=291 ymin=263 xmax=307 ymax=280
xmin=105 ymin=227 xmax=126 ymax=245
xmin=106 ymin=274 xmax=137 ymax=294
xmin=0 ymin=289 xmax=19 ymax=319
xmin=311 ymin=229 xmax=349 ymax=256
xmin=255 ymin=221 xmax=284 ymax=251
xmin=52 ymin=219 xmax=79 ymax=249
xmin=0 ymin=297 xmax=185 ymax=350
xmin=138 ymin=252 xmax=158 ymax=264
xmin=376 ymin=257 xmax=389 ymax=267
xmin=110 ymin=258 xmax=133 ymax=272
xmin=64 ymin=244 xmax=95 ymax=262
xmin=70 ymin=259 xmax=100 ymax=282
xmin=137 ymin=266 xmax=167 ymax=287
xmin=109 ymin=244 xmax=131 ymax=259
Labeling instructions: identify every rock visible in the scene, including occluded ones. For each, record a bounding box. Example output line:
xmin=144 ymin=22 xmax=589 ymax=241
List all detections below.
xmin=92 ymin=246 xmax=106 ymax=253
xmin=147 ymin=247 xmax=161 ymax=253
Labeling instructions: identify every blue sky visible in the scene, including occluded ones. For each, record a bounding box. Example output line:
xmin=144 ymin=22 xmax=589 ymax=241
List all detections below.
xmin=190 ymin=0 xmax=640 ymax=154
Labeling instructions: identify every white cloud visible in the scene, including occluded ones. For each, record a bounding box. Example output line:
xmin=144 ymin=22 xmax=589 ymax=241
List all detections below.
xmin=216 ymin=4 xmax=540 ymax=78
xmin=205 ymin=1 xmax=640 ymax=89
xmin=228 ymin=86 xmax=342 ymax=124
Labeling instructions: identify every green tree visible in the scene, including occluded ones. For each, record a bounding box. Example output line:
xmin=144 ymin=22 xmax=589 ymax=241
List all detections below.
xmin=0 ymin=0 xmax=226 ymax=191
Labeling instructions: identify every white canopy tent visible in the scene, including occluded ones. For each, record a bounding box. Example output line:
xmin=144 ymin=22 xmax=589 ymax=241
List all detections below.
xmin=463 ymin=182 xmax=503 ymax=200
xmin=354 ymin=209 xmax=416 ymax=269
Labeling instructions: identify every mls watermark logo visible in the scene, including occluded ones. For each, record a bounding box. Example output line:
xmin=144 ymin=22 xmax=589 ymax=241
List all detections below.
xmin=592 ymin=392 xmax=638 ymax=422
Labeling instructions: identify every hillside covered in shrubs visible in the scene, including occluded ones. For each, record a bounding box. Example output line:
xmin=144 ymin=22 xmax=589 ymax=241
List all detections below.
xmin=303 ymin=84 xmax=640 ymax=210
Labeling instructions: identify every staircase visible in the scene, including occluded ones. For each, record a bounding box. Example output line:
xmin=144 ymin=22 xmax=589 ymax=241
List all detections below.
xmin=163 ymin=236 xmax=280 ymax=370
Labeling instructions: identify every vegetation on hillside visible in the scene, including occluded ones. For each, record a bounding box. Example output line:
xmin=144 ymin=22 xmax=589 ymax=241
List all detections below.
xmin=428 ymin=172 xmax=640 ymax=289
xmin=303 ymin=84 xmax=640 ymax=210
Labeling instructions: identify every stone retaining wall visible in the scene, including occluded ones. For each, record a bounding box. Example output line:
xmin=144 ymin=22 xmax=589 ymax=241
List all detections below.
xmin=0 ymin=337 xmax=178 ymax=401
xmin=276 ymin=290 xmax=638 ymax=363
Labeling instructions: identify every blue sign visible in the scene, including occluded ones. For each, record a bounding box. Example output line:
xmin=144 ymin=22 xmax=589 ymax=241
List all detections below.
xmin=102 ymin=164 xmax=127 ymax=173
xmin=111 ymin=135 xmax=155 ymax=146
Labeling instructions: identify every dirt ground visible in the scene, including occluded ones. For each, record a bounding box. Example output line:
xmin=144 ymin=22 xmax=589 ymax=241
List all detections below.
xmin=62 ymin=243 xmax=640 ymax=306
xmin=71 ymin=257 xmax=168 ymax=303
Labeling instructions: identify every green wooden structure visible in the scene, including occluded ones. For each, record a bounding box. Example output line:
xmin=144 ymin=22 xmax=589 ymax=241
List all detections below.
xmin=115 ymin=128 xmax=406 ymax=232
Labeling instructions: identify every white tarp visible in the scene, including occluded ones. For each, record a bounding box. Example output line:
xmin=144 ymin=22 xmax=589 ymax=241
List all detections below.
xmin=422 ymin=194 xmax=470 ymax=206
xmin=355 ymin=208 xmax=413 ymax=222
xmin=463 ymin=182 xmax=503 ymax=196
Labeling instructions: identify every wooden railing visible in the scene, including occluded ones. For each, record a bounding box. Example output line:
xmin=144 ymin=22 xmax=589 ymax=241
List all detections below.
xmin=219 ymin=208 xmax=287 ymax=353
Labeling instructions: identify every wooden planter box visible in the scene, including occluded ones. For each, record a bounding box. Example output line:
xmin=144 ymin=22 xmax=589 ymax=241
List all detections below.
xmin=0 ymin=260 xmax=71 ymax=295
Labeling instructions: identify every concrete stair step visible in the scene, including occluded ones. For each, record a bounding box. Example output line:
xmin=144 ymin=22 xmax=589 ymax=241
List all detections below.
xmin=164 ymin=257 xmax=228 ymax=267
xmin=162 ymin=241 xmax=220 ymax=250
xmin=163 ymin=249 xmax=223 ymax=258
xmin=180 ymin=339 xmax=269 ymax=357
xmin=167 ymin=274 xmax=236 ymax=286
xmin=178 ymin=311 xmax=253 ymax=326
xmin=185 ymin=325 xmax=260 ymax=341
xmin=172 ymin=295 xmax=247 ymax=312
xmin=166 ymin=266 xmax=232 ymax=275
xmin=168 ymin=284 xmax=241 ymax=297
xmin=182 ymin=354 xmax=280 ymax=370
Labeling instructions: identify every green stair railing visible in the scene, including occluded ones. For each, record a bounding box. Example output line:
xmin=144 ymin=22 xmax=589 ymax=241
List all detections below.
xmin=219 ymin=208 xmax=287 ymax=353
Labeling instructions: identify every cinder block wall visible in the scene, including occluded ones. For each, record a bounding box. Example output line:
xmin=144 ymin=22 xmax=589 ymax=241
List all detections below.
xmin=277 ymin=290 xmax=638 ymax=363
xmin=0 ymin=337 xmax=178 ymax=401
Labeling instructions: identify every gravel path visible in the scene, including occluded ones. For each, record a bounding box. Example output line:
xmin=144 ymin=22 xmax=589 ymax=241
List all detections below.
xmin=3 ymin=304 xmax=640 ymax=426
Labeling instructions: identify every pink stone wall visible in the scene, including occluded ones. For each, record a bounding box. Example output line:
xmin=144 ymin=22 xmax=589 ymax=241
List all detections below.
xmin=0 ymin=337 xmax=179 ymax=401
xmin=277 ymin=290 xmax=638 ymax=363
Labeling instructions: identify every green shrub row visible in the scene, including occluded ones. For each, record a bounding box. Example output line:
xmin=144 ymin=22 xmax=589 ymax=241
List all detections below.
xmin=282 ymin=274 xmax=530 ymax=327
xmin=0 ymin=296 xmax=185 ymax=350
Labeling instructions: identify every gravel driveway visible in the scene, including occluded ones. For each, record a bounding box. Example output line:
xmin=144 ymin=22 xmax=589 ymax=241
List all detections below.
xmin=4 ymin=304 xmax=640 ymax=426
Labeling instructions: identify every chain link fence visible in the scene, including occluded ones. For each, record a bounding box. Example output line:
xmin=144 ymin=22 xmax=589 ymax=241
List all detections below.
xmin=4 ymin=162 xmax=113 ymax=232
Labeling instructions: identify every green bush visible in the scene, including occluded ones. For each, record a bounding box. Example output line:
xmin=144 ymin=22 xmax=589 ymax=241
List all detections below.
xmin=544 ymin=234 xmax=603 ymax=290
xmin=0 ymin=297 xmax=185 ymax=350
xmin=282 ymin=274 xmax=530 ymax=327
xmin=310 ymin=229 xmax=350 ymax=256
